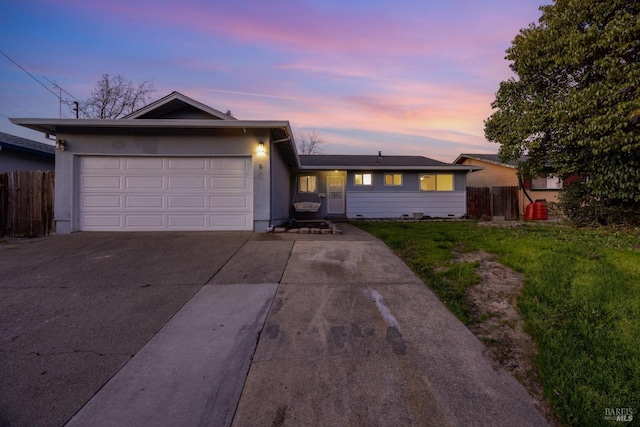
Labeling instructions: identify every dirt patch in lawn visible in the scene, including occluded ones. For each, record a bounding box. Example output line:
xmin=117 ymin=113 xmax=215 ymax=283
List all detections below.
xmin=459 ymin=250 xmax=561 ymax=426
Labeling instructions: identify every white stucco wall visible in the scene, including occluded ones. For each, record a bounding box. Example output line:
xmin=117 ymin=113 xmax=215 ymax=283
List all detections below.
xmin=54 ymin=149 xmax=74 ymax=234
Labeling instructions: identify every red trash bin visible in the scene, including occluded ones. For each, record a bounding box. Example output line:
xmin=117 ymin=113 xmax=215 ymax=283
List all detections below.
xmin=525 ymin=203 xmax=534 ymax=220
xmin=532 ymin=200 xmax=548 ymax=220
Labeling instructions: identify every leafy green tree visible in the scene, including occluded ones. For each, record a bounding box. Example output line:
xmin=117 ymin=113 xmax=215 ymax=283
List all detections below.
xmin=485 ymin=0 xmax=640 ymax=225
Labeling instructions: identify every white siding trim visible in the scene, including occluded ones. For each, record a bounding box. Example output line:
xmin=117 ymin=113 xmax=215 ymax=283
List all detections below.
xmin=347 ymin=191 xmax=466 ymax=218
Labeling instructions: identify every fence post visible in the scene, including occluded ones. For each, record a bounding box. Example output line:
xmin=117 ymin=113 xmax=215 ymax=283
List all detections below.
xmin=0 ymin=171 xmax=55 ymax=237
xmin=466 ymin=187 xmax=491 ymax=219
xmin=0 ymin=173 xmax=7 ymax=237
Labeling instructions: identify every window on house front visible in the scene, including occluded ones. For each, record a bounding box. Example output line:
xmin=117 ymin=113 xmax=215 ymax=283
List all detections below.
xmin=531 ymin=176 xmax=562 ymax=190
xmin=384 ymin=173 xmax=402 ymax=186
xmin=420 ymin=174 xmax=454 ymax=191
xmin=299 ymin=175 xmax=317 ymax=193
xmin=354 ymin=173 xmax=372 ymax=186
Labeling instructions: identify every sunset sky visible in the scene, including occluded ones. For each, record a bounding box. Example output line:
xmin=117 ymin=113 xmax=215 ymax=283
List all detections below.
xmin=1 ymin=0 xmax=545 ymax=162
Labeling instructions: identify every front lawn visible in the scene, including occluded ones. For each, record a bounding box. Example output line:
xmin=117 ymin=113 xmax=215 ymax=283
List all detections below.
xmin=353 ymin=221 xmax=640 ymax=427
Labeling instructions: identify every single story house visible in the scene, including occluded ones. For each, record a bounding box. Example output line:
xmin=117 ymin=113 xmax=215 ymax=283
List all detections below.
xmin=0 ymin=131 xmax=55 ymax=172
xmin=294 ymin=154 xmax=477 ymax=221
xmin=11 ymin=91 xmax=479 ymax=233
xmin=453 ymin=153 xmax=561 ymax=216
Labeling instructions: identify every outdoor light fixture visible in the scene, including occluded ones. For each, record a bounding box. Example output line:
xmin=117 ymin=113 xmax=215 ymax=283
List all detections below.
xmin=56 ymin=139 xmax=67 ymax=151
xmin=257 ymin=141 xmax=265 ymax=154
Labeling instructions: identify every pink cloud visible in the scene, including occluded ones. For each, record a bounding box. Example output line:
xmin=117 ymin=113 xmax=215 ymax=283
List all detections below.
xmin=20 ymin=0 xmax=542 ymax=160
xmin=202 ymin=80 xmax=494 ymax=154
xmin=46 ymin=0 xmax=539 ymax=61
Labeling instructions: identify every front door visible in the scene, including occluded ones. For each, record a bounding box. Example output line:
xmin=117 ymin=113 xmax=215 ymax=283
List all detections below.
xmin=326 ymin=176 xmax=345 ymax=214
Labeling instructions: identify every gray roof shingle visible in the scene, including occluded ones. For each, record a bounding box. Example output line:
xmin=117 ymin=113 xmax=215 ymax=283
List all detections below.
xmin=454 ymin=153 xmax=526 ymax=167
xmin=0 ymin=131 xmax=55 ymax=156
xmin=299 ymin=154 xmax=450 ymax=168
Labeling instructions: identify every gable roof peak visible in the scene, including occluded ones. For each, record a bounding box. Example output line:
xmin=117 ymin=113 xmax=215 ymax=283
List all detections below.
xmin=454 ymin=153 xmax=526 ymax=168
xmin=123 ymin=91 xmax=236 ymax=120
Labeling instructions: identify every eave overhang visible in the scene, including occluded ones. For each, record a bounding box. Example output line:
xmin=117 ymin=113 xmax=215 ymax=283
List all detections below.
xmin=453 ymin=154 xmax=518 ymax=169
xmin=9 ymin=118 xmax=292 ymax=135
xmin=10 ymin=118 xmax=301 ymax=169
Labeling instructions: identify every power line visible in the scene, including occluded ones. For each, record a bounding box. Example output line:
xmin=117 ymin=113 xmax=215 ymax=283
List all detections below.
xmin=0 ymin=94 xmax=37 ymax=117
xmin=43 ymin=76 xmax=74 ymax=99
xmin=0 ymin=49 xmax=62 ymax=100
xmin=42 ymin=76 xmax=75 ymax=117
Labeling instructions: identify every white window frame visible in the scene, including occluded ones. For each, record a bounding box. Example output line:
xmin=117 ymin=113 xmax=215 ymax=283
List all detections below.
xmin=384 ymin=173 xmax=403 ymax=186
xmin=299 ymin=175 xmax=318 ymax=193
xmin=420 ymin=174 xmax=454 ymax=192
xmin=531 ymin=175 xmax=562 ymax=190
xmin=354 ymin=173 xmax=372 ymax=186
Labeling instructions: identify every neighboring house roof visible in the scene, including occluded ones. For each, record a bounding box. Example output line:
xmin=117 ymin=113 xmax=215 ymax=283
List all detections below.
xmin=453 ymin=153 xmax=526 ymax=168
xmin=123 ymin=91 xmax=236 ymax=120
xmin=0 ymin=131 xmax=55 ymax=157
xmin=300 ymin=154 xmax=480 ymax=171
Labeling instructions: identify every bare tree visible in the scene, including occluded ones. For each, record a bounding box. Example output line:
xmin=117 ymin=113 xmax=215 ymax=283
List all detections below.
xmin=296 ymin=131 xmax=325 ymax=155
xmin=78 ymin=74 xmax=156 ymax=119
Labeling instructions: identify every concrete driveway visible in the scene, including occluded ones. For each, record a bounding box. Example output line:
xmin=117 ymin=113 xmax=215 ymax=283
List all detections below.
xmin=0 ymin=225 xmax=548 ymax=427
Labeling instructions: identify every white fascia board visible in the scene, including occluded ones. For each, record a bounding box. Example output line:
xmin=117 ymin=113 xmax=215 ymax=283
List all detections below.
xmin=10 ymin=118 xmax=291 ymax=135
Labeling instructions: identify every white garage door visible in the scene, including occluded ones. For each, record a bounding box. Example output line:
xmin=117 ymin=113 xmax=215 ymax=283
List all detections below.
xmin=79 ymin=156 xmax=253 ymax=231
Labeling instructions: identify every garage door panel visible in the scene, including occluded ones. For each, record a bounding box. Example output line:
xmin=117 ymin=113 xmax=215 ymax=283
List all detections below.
xmin=210 ymin=158 xmax=248 ymax=172
xmin=168 ymin=215 xmax=206 ymax=228
xmin=211 ymin=195 xmax=250 ymax=209
xmin=168 ymin=158 xmax=207 ymax=170
xmin=79 ymin=156 xmax=253 ymax=231
xmin=125 ymin=196 xmax=164 ymax=208
xmin=83 ymin=176 xmax=122 ymax=189
xmin=125 ymin=215 xmax=164 ymax=228
xmin=82 ymin=157 xmax=122 ymax=171
xmin=125 ymin=158 xmax=164 ymax=170
xmin=82 ymin=195 xmax=122 ymax=208
xmin=168 ymin=177 xmax=206 ymax=189
xmin=83 ymin=215 xmax=122 ymax=228
xmin=125 ymin=176 xmax=164 ymax=189
xmin=211 ymin=177 xmax=249 ymax=190
xmin=168 ymin=196 xmax=206 ymax=208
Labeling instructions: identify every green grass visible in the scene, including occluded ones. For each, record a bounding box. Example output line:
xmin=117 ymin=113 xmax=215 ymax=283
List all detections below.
xmin=353 ymin=221 xmax=640 ymax=427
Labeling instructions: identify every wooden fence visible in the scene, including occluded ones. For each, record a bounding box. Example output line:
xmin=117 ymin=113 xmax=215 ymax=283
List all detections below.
xmin=0 ymin=170 xmax=55 ymax=237
xmin=467 ymin=186 xmax=519 ymax=220
xmin=466 ymin=187 xmax=491 ymax=219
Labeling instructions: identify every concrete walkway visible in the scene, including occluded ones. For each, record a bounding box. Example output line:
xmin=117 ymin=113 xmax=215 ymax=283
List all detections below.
xmin=0 ymin=225 xmax=548 ymax=426
xmin=232 ymin=229 xmax=548 ymax=427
